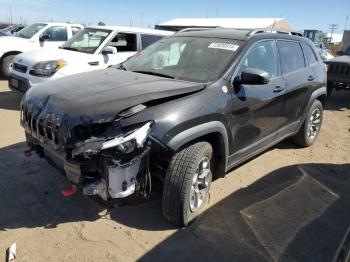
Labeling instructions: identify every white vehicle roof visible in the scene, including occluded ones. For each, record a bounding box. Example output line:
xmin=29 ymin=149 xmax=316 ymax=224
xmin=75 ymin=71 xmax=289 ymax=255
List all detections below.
xmin=85 ymin=25 xmax=173 ymax=36
xmin=37 ymin=22 xmax=84 ymax=27
xmin=158 ymin=18 xmax=294 ymax=31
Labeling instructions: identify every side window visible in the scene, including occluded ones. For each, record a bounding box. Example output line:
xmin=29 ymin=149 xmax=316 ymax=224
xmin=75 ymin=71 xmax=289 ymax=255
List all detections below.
xmin=109 ymin=33 xmax=137 ymax=52
xmin=42 ymin=26 xmax=68 ymax=41
xmin=141 ymin=34 xmax=163 ymax=49
xmin=278 ymin=41 xmax=306 ymax=74
xmin=302 ymin=44 xmax=318 ymax=65
xmin=238 ymin=40 xmax=278 ymax=78
xmin=71 ymin=26 xmax=82 ymax=36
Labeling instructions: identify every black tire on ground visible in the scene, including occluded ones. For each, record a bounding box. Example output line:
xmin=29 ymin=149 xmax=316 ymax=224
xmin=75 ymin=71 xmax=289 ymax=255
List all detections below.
xmin=162 ymin=142 xmax=213 ymax=226
xmin=293 ymin=99 xmax=323 ymax=147
xmin=1 ymin=54 xmax=15 ymax=79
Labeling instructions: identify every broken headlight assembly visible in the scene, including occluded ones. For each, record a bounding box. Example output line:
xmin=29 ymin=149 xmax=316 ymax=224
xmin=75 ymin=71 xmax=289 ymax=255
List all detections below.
xmin=29 ymin=59 xmax=66 ymax=77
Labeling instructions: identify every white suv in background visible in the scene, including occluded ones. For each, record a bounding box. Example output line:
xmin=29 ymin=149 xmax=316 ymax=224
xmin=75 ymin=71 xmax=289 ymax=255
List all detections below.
xmin=0 ymin=22 xmax=83 ymax=78
xmin=9 ymin=26 xmax=173 ymax=94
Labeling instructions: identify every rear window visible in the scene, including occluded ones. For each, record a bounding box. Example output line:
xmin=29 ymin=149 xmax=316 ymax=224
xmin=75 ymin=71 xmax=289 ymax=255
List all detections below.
xmin=302 ymin=44 xmax=318 ymax=65
xmin=278 ymin=41 xmax=306 ymax=74
xmin=141 ymin=34 xmax=163 ymax=49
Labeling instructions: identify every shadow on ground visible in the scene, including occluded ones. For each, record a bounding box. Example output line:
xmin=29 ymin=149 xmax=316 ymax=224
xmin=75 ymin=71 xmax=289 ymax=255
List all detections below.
xmin=326 ymin=90 xmax=350 ymax=111
xmin=140 ymin=163 xmax=350 ymax=262
xmin=0 ymin=143 xmax=349 ymax=261
xmin=0 ymin=88 xmax=22 ymax=111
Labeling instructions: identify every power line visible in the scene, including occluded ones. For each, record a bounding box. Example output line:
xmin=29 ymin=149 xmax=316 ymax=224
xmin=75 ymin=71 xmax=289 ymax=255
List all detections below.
xmin=329 ymin=24 xmax=338 ymax=41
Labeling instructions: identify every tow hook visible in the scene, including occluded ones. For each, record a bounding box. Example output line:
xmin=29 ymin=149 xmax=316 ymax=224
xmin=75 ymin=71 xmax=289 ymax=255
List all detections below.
xmin=23 ymin=148 xmax=33 ymax=158
xmin=61 ymin=184 xmax=78 ymax=197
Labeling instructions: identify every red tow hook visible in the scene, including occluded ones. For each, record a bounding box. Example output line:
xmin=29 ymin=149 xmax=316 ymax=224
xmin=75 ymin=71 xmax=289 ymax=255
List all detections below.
xmin=61 ymin=184 xmax=77 ymax=197
xmin=23 ymin=148 xmax=33 ymax=158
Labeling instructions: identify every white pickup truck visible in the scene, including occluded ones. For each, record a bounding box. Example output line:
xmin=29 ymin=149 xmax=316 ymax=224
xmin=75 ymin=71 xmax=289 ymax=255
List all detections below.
xmin=0 ymin=22 xmax=83 ymax=78
xmin=9 ymin=26 xmax=173 ymax=94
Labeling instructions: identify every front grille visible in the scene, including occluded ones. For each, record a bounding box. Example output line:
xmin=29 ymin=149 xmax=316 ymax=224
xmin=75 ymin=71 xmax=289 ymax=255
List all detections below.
xmin=21 ymin=104 xmax=61 ymax=147
xmin=328 ymin=63 xmax=350 ymax=76
xmin=13 ymin=63 xmax=28 ymax=73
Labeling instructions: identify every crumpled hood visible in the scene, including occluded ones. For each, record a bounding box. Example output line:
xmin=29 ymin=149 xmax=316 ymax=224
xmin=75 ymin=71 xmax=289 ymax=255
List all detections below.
xmin=325 ymin=55 xmax=350 ymax=64
xmin=22 ymin=68 xmax=205 ymax=131
xmin=14 ymin=48 xmax=91 ymax=66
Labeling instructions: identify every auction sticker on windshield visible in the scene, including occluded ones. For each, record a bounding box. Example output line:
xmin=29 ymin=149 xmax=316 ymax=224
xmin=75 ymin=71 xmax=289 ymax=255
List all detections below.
xmin=93 ymin=31 xmax=109 ymax=37
xmin=208 ymin=43 xmax=239 ymax=51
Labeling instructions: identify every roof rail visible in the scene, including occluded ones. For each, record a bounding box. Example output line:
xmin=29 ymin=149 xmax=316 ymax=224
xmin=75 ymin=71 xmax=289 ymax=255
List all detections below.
xmin=248 ymin=28 xmax=303 ymax=37
xmin=177 ymin=27 xmax=221 ymax=33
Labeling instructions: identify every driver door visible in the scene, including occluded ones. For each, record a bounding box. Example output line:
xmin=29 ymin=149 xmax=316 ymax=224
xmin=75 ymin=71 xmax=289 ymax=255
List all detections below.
xmin=229 ymin=40 xmax=286 ymax=162
xmin=99 ymin=32 xmax=139 ymax=68
xmin=39 ymin=26 xmax=68 ymax=49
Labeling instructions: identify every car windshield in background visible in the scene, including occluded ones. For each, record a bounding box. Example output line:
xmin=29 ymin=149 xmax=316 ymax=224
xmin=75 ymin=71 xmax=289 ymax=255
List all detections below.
xmin=16 ymin=23 xmax=47 ymax=39
xmin=60 ymin=28 xmax=112 ymax=54
xmin=123 ymin=36 xmax=242 ymax=83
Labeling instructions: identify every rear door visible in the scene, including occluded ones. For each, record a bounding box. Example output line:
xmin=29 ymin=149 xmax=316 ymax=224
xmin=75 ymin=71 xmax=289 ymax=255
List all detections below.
xmin=140 ymin=34 xmax=164 ymax=49
xmin=229 ymin=39 xmax=285 ymax=162
xmin=277 ymin=40 xmax=315 ymax=137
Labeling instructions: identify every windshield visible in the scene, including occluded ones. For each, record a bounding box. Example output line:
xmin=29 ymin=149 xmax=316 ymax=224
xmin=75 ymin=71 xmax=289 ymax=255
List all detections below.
xmin=60 ymin=28 xmax=112 ymax=54
xmin=123 ymin=36 xmax=242 ymax=83
xmin=16 ymin=23 xmax=46 ymax=39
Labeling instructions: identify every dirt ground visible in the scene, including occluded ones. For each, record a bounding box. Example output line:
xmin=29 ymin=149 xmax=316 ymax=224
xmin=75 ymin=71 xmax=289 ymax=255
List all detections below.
xmin=0 ymin=78 xmax=349 ymax=262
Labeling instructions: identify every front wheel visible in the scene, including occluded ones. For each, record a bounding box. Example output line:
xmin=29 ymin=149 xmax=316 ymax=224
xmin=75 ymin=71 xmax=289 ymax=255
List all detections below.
xmin=1 ymin=54 xmax=15 ymax=79
xmin=162 ymin=142 xmax=213 ymax=226
xmin=292 ymin=100 xmax=323 ymax=147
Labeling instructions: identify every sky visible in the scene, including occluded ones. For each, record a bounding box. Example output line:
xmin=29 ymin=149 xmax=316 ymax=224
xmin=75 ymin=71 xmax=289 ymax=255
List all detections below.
xmin=0 ymin=0 xmax=349 ymax=33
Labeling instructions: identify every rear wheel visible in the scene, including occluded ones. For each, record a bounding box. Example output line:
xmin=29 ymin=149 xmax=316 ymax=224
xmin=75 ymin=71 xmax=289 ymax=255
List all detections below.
xmin=162 ymin=142 xmax=213 ymax=226
xmin=1 ymin=54 xmax=15 ymax=79
xmin=293 ymin=100 xmax=323 ymax=147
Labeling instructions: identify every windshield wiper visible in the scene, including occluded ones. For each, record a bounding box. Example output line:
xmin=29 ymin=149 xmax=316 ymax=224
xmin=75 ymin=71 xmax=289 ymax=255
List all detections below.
xmin=132 ymin=70 xmax=175 ymax=79
xmin=59 ymin=46 xmax=79 ymax=51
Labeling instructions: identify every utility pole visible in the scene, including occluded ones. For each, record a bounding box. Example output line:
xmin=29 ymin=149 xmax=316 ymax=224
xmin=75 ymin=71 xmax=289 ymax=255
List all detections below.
xmin=9 ymin=5 xmax=12 ymax=23
xmin=345 ymin=16 xmax=349 ymax=30
xmin=140 ymin=12 xmax=143 ymax=27
xmin=329 ymin=24 xmax=338 ymax=42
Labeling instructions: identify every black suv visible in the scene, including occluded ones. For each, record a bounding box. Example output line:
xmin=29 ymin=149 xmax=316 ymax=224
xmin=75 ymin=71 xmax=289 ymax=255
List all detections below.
xmin=21 ymin=29 xmax=327 ymax=226
xmin=324 ymin=45 xmax=350 ymax=95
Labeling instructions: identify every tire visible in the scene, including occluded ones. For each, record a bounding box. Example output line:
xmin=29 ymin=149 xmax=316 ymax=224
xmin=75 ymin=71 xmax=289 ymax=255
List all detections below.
xmin=1 ymin=54 xmax=15 ymax=79
xmin=293 ymin=99 xmax=323 ymax=147
xmin=162 ymin=142 xmax=213 ymax=226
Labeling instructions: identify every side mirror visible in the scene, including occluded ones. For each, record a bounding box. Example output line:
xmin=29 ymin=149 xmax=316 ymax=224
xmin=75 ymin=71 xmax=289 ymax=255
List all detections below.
xmin=102 ymin=46 xmax=117 ymax=55
xmin=39 ymin=34 xmax=50 ymax=42
xmin=234 ymin=68 xmax=270 ymax=86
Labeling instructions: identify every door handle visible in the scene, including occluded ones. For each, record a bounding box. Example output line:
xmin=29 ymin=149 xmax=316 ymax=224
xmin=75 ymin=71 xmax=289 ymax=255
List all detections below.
xmin=308 ymin=75 xmax=315 ymax=81
xmin=88 ymin=61 xmax=99 ymax=66
xmin=273 ymin=86 xmax=284 ymax=93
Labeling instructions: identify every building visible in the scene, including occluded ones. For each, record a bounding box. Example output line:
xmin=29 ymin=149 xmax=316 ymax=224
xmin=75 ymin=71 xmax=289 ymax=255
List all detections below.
xmin=155 ymin=18 xmax=294 ymax=32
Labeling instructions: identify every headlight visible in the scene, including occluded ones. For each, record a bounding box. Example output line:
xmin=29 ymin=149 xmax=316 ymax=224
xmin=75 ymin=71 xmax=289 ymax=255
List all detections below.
xmin=29 ymin=60 xmax=66 ymax=77
xmin=102 ymin=122 xmax=152 ymax=153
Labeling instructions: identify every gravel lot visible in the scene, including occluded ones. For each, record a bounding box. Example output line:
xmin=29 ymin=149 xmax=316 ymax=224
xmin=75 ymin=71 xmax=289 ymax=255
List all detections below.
xmin=0 ymin=78 xmax=349 ymax=262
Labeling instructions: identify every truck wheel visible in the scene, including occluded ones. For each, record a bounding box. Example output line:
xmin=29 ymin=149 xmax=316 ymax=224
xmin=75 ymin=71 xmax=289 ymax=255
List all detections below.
xmin=1 ymin=54 xmax=15 ymax=79
xmin=293 ymin=100 xmax=323 ymax=147
xmin=162 ymin=142 xmax=213 ymax=226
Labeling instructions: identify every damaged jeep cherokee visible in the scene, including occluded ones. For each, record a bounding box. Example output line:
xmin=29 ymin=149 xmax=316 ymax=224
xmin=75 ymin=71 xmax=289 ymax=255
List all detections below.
xmin=21 ymin=28 xmax=327 ymax=226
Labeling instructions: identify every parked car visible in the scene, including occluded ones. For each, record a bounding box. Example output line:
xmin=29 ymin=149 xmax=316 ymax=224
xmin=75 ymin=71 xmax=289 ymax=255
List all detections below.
xmin=0 ymin=23 xmax=14 ymax=29
xmin=21 ymin=28 xmax=327 ymax=226
xmin=0 ymin=22 xmax=83 ymax=78
xmin=9 ymin=26 xmax=172 ymax=94
xmin=314 ymin=42 xmax=334 ymax=60
xmin=325 ymin=45 xmax=350 ymax=95
xmin=0 ymin=24 xmax=26 ymax=37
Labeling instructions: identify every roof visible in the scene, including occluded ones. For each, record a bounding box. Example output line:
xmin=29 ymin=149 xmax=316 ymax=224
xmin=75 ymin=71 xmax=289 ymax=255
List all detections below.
xmin=158 ymin=18 xmax=294 ymax=31
xmin=86 ymin=25 xmax=173 ymax=36
xmin=175 ymin=28 xmax=305 ymax=42
xmin=43 ymin=22 xmax=84 ymax=27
